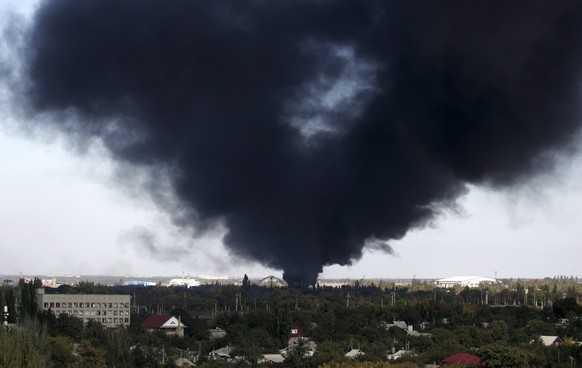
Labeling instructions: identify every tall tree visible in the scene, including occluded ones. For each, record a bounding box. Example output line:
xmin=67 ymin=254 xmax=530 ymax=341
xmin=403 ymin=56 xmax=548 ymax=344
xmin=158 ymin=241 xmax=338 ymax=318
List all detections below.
xmin=242 ymin=274 xmax=250 ymax=290
xmin=19 ymin=278 xmax=42 ymax=319
xmin=479 ymin=343 xmax=533 ymax=368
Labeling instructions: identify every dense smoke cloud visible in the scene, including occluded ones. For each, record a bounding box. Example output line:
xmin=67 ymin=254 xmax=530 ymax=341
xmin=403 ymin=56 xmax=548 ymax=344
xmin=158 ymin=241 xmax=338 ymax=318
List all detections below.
xmin=15 ymin=0 xmax=582 ymax=286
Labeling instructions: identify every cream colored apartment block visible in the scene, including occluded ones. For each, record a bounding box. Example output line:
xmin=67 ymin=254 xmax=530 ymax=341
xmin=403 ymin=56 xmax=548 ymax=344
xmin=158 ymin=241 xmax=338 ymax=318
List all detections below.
xmin=36 ymin=288 xmax=130 ymax=328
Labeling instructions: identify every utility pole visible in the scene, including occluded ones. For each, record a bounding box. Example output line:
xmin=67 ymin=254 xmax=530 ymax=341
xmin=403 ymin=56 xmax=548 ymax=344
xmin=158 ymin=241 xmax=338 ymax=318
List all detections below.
xmin=162 ymin=345 xmax=166 ymax=365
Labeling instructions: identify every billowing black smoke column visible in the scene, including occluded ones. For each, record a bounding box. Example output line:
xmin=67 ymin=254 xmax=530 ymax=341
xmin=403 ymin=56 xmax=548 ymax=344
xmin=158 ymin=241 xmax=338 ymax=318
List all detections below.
xmin=17 ymin=0 xmax=582 ymax=286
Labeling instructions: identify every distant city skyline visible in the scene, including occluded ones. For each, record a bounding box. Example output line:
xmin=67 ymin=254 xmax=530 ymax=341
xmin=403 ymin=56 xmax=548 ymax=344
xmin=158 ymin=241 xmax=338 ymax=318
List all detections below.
xmin=1 ymin=0 xmax=581 ymax=282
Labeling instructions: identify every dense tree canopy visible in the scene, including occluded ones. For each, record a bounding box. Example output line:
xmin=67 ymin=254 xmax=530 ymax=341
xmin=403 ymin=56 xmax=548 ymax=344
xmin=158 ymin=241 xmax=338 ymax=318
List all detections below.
xmin=1 ymin=277 xmax=581 ymax=367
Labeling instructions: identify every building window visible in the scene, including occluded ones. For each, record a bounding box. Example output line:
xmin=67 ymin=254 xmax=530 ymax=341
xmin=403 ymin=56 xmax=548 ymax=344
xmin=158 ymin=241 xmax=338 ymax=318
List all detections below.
xmin=80 ymin=303 xmax=85 ymax=308
xmin=44 ymin=302 xmax=48 ymax=308
xmin=50 ymin=302 xmax=54 ymax=308
xmin=73 ymin=303 xmax=78 ymax=308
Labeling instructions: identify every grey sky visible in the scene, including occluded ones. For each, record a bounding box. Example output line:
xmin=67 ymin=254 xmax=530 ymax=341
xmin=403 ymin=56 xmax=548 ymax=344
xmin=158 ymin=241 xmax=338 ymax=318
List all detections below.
xmin=2 ymin=121 xmax=581 ymax=279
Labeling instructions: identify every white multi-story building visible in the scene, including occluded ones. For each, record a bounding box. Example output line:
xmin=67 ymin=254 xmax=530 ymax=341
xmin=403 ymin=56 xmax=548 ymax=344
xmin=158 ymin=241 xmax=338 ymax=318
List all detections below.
xmin=36 ymin=288 xmax=130 ymax=328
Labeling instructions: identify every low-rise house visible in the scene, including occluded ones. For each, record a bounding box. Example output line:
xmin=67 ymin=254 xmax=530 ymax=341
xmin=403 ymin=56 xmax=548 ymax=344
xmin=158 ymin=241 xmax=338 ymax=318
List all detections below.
xmin=383 ymin=320 xmax=408 ymax=330
xmin=383 ymin=320 xmax=430 ymax=337
xmin=141 ymin=315 xmax=186 ymax=337
xmin=345 ymin=349 xmax=364 ymax=359
xmin=538 ymin=336 xmax=564 ymax=347
xmin=209 ymin=346 xmax=236 ymax=362
xmin=289 ymin=325 xmax=304 ymax=338
xmin=287 ymin=325 xmax=316 ymax=355
xmin=387 ymin=349 xmax=411 ymax=361
xmin=281 ymin=340 xmax=317 ymax=357
xmin=441 ymin=352 xmax=484 ymax=367
xmin=208 ymin=327 xmax=227 ymax=340
xmin=556 ymin=318 xmax=570 ymax=328
xmin=261 ymin=354 xmax=285 ymax=363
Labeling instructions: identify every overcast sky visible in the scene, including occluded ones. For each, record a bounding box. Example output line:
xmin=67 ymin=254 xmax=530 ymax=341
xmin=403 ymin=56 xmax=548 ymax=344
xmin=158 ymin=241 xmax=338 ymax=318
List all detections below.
xmin=1 ymin=0 xmax=581 ymax=281
xmin=2 ymin=124 xmax=581 ymax=280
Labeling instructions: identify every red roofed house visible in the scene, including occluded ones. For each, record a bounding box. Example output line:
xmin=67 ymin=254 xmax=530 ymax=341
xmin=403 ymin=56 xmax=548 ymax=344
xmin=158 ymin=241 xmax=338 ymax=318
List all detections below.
xmin=442 ymin=352 xmax=484 ymax=367
xmin=289 ymin=325 xmax=304 ymax=338
xmin=287 ymin=325 xmax=316 ymax=356
xmin=142 ymin=315 xmax=186 ymax=337
xmin=288 ymin=325 xmax=306 ymax=347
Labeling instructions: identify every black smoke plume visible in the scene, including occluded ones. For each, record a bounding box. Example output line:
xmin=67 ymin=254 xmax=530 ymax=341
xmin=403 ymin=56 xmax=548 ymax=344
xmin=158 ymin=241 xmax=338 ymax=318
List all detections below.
xmin=16 ymin=0 xmax=582 ymax=286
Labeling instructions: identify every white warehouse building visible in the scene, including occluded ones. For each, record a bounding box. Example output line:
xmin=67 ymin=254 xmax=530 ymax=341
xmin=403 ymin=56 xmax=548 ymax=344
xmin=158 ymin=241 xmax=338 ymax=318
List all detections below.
xmin=435 ymin=276 xmax=497 ymax=288
xmin=168 ymin=278 xmax=200 ymax=288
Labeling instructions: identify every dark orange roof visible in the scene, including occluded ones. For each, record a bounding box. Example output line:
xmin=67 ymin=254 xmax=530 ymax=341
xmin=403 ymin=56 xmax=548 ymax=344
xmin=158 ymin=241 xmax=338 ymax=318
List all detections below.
xmin=142 ymin=314 xmax=173 ymax=329
xmin=289 ymin=325 xmax=304 ymax=338
xmin=442 ymin=352 xmax=483 ymax=366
